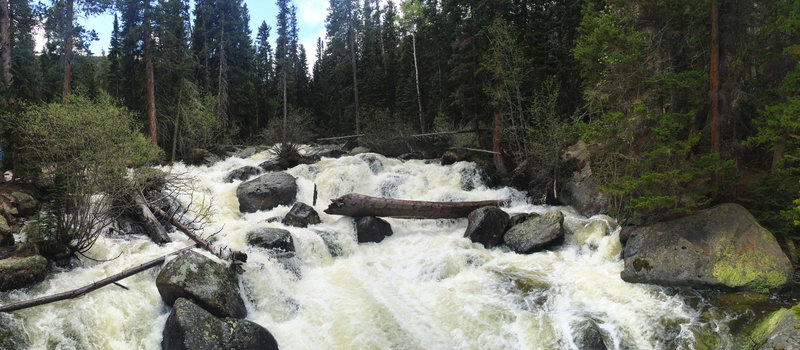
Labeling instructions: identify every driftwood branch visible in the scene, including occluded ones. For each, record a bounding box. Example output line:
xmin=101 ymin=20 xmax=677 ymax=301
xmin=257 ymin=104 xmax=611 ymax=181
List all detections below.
xmin=0 ymin=244 xmax=198 ymax=313
xmin=152 ymin=207 xmax=247 ymax=267
xmin=447 ymin=147 xmax=499 ymax=155
xmin=316 ymin=134 xmax=365 ymax=141
xmin=133 ymin=192 xmax=171 ymax=244
xmin=324 ymin=193 xmax=506 ymax=219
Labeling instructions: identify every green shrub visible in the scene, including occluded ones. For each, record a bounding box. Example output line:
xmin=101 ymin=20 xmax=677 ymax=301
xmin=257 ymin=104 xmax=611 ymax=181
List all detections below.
xmin=13 ymin=94 xmax=157 ymax=256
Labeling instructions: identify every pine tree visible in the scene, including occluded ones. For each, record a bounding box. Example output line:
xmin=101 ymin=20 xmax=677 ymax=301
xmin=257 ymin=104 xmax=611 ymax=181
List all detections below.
xmin=106 ymin=14 xmax=122 ymax=99
xmin=254 ymin=21 xmax=274 ymax=130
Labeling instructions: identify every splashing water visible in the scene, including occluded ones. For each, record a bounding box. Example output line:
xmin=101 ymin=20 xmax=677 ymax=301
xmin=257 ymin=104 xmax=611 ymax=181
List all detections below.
xmin=2 ymin=150 xmax=736 ymax=349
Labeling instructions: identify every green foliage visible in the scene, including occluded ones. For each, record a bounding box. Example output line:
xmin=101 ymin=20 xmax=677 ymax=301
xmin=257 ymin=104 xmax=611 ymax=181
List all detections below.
xmin=13 ymin=94 xmax=157 ymax=255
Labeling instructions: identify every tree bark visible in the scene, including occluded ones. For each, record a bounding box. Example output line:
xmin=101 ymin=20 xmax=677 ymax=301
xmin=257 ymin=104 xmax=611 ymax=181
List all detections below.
xmin=412 ymin=33 xmax=424 ymax=133
xmin=62 ymin=0 xmax=74 ymax=105
xmin=324 ymin=193 xmax=506 ymax=219
xmin=0 ymin=0 xmax=11 ymax=90
xmin=144 ymin=0 xmax=157 ymax=146
xmin=0 ymin=245 xmax=198 ymax=313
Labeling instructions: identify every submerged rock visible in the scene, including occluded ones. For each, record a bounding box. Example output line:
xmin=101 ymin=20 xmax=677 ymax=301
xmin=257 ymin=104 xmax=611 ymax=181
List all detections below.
xmin=0 ymin=313 xmax=24 ymax=350
xmin=355 ymin=216 xmax=393 ymax=243
xmin=573 ymin=320 xmax=608 ymax=350
xmin=156 ymin=251 xmax=247 ymax=319
xmin=224 ymin=166 xmax=261 ymax=183
xmin=463 ymin=206 xmax=509 ymax=248
xmin=620 ymin=203 xmax=793 ymax=293
xmin=281 ymin=202 xmax=321 ymax=228
xmin=246 ymin=228 xmax=295 ymax=253
xmin=503 ymin=210 xmax=565 ymax=254
xmin=0 ymin=255 xmax=48 ymax=291
xmin=237 ymin=172 xmax=297 ymax=213
xmin=163 ymin=298 xmax=279 ymax=350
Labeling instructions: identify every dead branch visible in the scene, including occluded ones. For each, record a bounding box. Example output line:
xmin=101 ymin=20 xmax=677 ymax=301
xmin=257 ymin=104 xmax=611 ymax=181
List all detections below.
xmin=0 ymin=244 xmax=198 ymax=313
xmin=151 ymin=207 xmax=247 ymax=268
xmin=324 ymin=193 xmax=507 ymax=219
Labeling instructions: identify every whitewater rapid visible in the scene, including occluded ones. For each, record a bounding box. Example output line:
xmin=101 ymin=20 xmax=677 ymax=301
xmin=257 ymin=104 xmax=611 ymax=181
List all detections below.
xmin=1 ymin=149 xmax=728 ymax=349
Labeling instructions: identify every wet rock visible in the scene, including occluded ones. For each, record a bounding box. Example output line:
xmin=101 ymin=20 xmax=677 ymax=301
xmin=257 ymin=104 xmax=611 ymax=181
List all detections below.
xmin=246 ymin=228 xmax=295 ymax=253
xmin=620 ymin=203 xmax=793 ymax=293
xmin=162 ymin=298 xmax=279 ymax=350
xmin=224 ymin=166 xmax=262 ymax=183
xmin=10 ymin=192 xmax=38 ymax=216
xmin=573 ymin=321 xmax=608 ymax=350
xmin=281 ymin=202 xmax=321 ymax=228
xmin=156 ymin=251 xmax=247 ymax=319
xmin=315 ymin=230 xmax=344 ymax=257
xmin=349 ymin=146 xmax=370 ymax=155
xmin=748 ymin=308 xmax=800 ymax=350
xmin=510 ymin=212 xmax=538 ymax=228
xmin=463 ymin=206 xmax=510 ymax=248
xmin=440 ymin=151 xmax=458 ymax=165
xmin=398 ymin=152 xmax=425 ymax=161
xmin=186 ymin=148 xmax=220 ymax=165
xmin=355 ymin=216 xmax=393 ymax=243
xmin=559 ymin=141 xmax=609 ymax=216
xmin=0 ymin=215 xmax=11 ymax=246
xmin=503 ymin=210 xmax=565 ymax=254
xmin=0 ymin=255 xmax=48 ymax=291
xmin=236 ymin=172 xmax=297 ymax=213
xmin=258 ymin=159 xmax=283 ymax=172
xmin=34 ymin=241 xmax=72 ymax=267
xmin=312 ymin=148 xmax=347 ymax=159
xmin=0 ymin=313 xmax=24 ymax=350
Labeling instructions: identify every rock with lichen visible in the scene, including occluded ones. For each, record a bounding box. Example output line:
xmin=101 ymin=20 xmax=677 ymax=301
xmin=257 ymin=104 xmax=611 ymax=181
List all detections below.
xmin=621 ymin=203 xmax=792 ymax=293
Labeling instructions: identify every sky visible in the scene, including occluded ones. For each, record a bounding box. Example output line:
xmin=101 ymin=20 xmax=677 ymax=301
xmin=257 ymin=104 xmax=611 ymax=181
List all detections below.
xmin=74 ymin=0 xmax=330 ymax=68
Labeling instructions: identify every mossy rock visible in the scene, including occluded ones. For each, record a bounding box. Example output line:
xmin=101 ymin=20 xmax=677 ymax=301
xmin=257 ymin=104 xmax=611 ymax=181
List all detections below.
xmin=621 ymin=203 xmax=793 ymax=293
xmin=0 ymin=255 xmax=48 ymax=291
xmin=741 ymin=308 xmax=800 ymax=350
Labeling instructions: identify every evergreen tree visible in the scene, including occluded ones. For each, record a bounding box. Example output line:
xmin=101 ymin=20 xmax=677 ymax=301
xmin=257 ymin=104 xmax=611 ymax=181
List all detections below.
xmin=105 ymin=14 xmax=122 ymax=99
xmin=254 ymin=21 xmax=274 ymax=130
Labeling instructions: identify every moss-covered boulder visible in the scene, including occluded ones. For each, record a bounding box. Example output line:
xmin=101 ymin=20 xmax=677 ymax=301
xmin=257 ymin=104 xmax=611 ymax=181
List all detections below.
xmin=156 ymin=251 xmax=247 ymax=319
xmin=223 ymin=166 xmax=261 ymax=183
xmin=503 ymin=210 xmax=565 ymax=254
xmin=621 ymin=203 xmax=793 ymax=293
xmin=742 ymin=308 xmax=800 ymax=350
xmin=162 ymin=298 xmax=279 ymax=350
xmin=0 ymin=255 xmax=48 ymax=291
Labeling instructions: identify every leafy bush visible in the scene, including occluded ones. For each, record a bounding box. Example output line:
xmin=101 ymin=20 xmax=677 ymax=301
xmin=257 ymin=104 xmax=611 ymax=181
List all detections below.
xmin=14 ymin=94 xmax=157 ymax=256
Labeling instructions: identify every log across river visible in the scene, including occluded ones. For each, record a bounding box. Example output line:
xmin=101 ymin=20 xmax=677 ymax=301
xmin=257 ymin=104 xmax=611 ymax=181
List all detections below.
xmin=324 ymin=193 xmax=506 ymax=218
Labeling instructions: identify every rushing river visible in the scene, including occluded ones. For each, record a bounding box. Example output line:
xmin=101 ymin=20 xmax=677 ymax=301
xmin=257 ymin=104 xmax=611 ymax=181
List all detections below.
xmin=2 ymin=149 xmax=745 ymax=349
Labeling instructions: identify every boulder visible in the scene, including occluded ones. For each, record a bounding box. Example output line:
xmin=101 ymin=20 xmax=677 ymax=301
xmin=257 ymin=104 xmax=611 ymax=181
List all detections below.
xmin=355 ymin=216 xmax=393 ymax=243
xmin=10 ymin=192 xmax=38 ymax=216
xmin=311 ymin=148 xmax=347 ymax=159
xmin=34 ymin=241 xmax=72 ymax=267
xmin=186 ymin=148 xmax=220 ymax=165
xmin=156 ymin=251 xmax=247 ymax=319
xmin=573 ymin=320 xmax=608 ymax=350
xmin=440 ymin=151 xmax=459 ymax=165
xmin=224 ymin=166 xmax=262 ymax=183
xmin=559 ymin=141 xmax=609 ymax=216
xmin=349 ymin=146 xmax=370 ymax=155
xmin=0 ymin=313 xmax=24 ymax=350
xmin=281 ymin=202 xmax=321 ymax=228
xmin=163 ymin=298 xmax=279 ymax=350
xmin=503 ymin=210 xmax=565 ymax=254
xmin=236 ymin=172 xmax=297 ymax=213
xmin=620 ymin=203 xmax=793 ymax=293
xmin=246 ymin=228 xmax=295 ymax=253
xmin=746 ymin=308 xmax=800 ymax=350
xmin=463 ymin=206 xmax=510 ymax=248
xmin=0 ymin=215 xmax=11 ymax=244
xmin=258 ymin=159 xmax=283 ymax=172
xmin=0 ymin=255 xmax=48 ymax=291
xmin=509 ymin=212 xmax=537 ymax=227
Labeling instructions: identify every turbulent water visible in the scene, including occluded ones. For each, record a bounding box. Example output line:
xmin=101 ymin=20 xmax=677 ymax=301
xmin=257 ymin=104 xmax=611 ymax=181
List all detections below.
xmin=2 ymin=149 xmax=742 ymax=349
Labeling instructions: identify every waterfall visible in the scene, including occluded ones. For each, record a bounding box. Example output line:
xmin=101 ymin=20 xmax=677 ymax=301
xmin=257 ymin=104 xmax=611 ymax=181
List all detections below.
xmin=1 ymin=150 xmax=737 ymax=349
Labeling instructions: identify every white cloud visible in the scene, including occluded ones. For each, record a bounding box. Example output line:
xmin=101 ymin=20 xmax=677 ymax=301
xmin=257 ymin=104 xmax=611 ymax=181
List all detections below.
xmin=297 ymin=0 xmax=329 ymax=25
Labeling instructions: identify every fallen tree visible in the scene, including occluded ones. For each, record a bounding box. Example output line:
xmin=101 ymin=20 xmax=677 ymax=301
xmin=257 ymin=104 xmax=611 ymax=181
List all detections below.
xmin=324 ymin=193 xmax=506 ymax=219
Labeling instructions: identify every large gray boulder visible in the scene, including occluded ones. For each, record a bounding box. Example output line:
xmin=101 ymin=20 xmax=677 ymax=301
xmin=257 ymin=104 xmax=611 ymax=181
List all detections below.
xmin=355 ymin=216 xmax=393 ymax=243
xmin=463 ymin=206 xmax=509 ymax=248
xmin=620 ymin=203 xmax=793 ymax=293
xmin=0 ymin=255 xmax=48 ymax=291
xmin=281 ymin=202 xmax=321 ymax=228
xmin=503 ymin=210 xmax=565 ymax=254
xmin=560 ymin=141 xmax=609 ymax=216
xmin=236 ymin=172 xmax=297 ymax=213
xmin=246 ymin=228 xmax=295 ymax=253
xmin=163 ymin=298 xmax=279 ymax=350
xmin=10 ymin=192 xmax=38 ymax=216
xmin=156 ymin=251 xmax=246 ymax=318
xmin=747 ymin=308 xmax=800 ymax=350
xmin=223 ymin=166 xmax=261 ymax=183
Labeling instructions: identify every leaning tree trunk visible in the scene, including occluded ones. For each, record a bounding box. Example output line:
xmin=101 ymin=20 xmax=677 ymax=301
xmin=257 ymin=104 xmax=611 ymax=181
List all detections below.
xmin=412 ymin=33 xmax=424 ymax=134
xmin=62 ymin=0 xmax=74 ymax=105
xmin=324 ymin=193 xmax=506 ymax=219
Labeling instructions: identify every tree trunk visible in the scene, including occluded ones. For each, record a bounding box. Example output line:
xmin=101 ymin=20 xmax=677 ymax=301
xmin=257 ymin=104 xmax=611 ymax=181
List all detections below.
xmin=412 ymin=33 xmax=424 ymax=133
xmin=709 ymin=0 xmax=720 ymax=197
xmin=144 ymin=0 xmax=157 ymax=146
xmin=349 ymin=26 xmax=361 ymax=135
xmin=771 ymin=132 xmax=787 ymax=172
xmin=133 ymin=193 xmax=170 ymax=244
xmin=493 ymin=80 xmax=508 ymax=178
xmin=171 ymin=83 xmax=182 ymax=161
xmin=282 ymin=68 xmax=287 ymax=142
xmin=0 ymin=0 xmax=11 ymax=90
xmin=324 ymin=193 xmax=506 ymax=219
xmin=62 ymin=0 xmax=74 ymax=105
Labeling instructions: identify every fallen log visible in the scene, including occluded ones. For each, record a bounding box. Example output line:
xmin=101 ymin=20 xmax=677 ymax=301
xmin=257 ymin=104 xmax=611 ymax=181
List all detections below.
xmin=133 ymin=193 xmax=171 ymax=244
xmin=324 ymin=193 xmax=506 ymax=219
xmin=152 ymin=207 xmax=247 ymax=268
xmin=0 ymin=244 xmax=198 ymax=313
